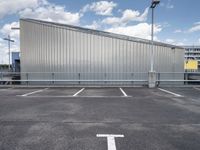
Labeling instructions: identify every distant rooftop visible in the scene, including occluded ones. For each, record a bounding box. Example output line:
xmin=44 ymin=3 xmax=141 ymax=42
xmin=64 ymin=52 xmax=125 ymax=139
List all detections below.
xmin=184 ymin=46 xmax=200 ymax=48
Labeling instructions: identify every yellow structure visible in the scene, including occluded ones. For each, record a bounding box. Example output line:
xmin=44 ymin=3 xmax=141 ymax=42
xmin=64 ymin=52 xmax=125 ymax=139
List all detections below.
xmin=184 ymin=60 xmax=198 ymax=70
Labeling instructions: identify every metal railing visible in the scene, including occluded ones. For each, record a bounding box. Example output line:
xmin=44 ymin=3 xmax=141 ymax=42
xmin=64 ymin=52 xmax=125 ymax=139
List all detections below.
xmin=156 ymin=72 xmax=200 ymax=86
xmin=0 ymin=72 xmax=148 ymax=86
xmin=1 ymin=72 xmax=200 ymax=86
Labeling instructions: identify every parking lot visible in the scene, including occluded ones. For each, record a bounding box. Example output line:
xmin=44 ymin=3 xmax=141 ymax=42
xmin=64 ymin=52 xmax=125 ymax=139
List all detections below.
xmin=0 ymin=86 xmax=200 ymax=150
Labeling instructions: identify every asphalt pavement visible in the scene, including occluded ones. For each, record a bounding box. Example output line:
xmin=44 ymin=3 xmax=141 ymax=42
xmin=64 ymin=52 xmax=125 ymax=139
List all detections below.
xmin=0 ymin=87 xmax=200 ymax=150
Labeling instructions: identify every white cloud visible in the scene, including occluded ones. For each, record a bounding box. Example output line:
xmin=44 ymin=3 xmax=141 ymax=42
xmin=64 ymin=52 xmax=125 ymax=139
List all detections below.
xmin=0 ymin=42 xmax=8 ymax=64
xmin=194 ymin=22 xmax=200 ymax=25
xmin=166 ymin=4 xmax=174 ymax=9
xmin=122 ymin=8 xmax=148 ymax=22
xmin=166 ymin=39 xmax=175 ymax=43
xmin=198 ymin=38 xmax=200 ymax=43
xmin=0 ymin=39 xmax=7 ymax=64
xmin=0 ymin=0 xmax=81 ymax=25
xmin=102 ymin=8 xmax=149 ymax=26
xmin=174 ymin=29 xmax=182 ymax=33
xmin=105 ymin=23 xmax=162 ymax=40
xmin=102 ymin=17 xmax=121 ymax=26
xmin=0 ymin=22 xmax=20 ymax=39
xmin=0 ymin=37 xmax=19 ymax=64
xmin=121 ymin=9 xmax=140 ymax=22
xmin=84 ymin=21 xmax=100 ymax=30
xmin=82 ymin=1 xmax=117 ymax=16
xmin=19 ymin=4 xmax=81 ymax=25
xmin=0 ymin=0 xmax=47 ymax=19
xmin=0 ymin=0 xmax=81 ymax=64
xmin=188 ymin=24 xmax=200 ymax=33
xmin=165 ymin=38 xmax=184 ymax=46
xmin=0 ymin=22 xmax=20 ymax=64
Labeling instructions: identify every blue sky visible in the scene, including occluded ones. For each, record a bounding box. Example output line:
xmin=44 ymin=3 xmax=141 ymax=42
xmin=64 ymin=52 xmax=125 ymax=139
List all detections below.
xmin=0 ymin=0 xmax=200 ymax=64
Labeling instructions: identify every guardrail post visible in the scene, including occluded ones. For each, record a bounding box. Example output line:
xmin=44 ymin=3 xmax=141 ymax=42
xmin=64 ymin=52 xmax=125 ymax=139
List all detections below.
xmin=78 ymin=73 xmax=80 ymax=85
xmin=104 ymin=73 xmax=107 ymax=84
xmin=0 ymin=72 xmax=3 ymax=85
xmin=26 ymin=73 xmax=28 ymax=85
xmin=1 ymin=72 xmax=3 ymax=80
xmin=52 ymin=73 xmax=54 ymax=85
xmin=131 ymin=73 xmax=134 ymax=85
xmin=157 ymin=73 xmax=160 ymax=86
xmin=148 ymin=71 xmax=156 ymax=88
xmin=184 ymin=72 xmax=188 ymax=85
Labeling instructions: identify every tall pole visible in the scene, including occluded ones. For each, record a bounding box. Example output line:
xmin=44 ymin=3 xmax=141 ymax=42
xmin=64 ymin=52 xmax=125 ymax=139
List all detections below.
xmin=149 ymin=0 xmax=160 ymax=88
xmin=150 ymin=0 xmax=160 ymax=72
xmin=150 ymin=7 xmax=154 ymax=72
xmin=8 ymin=35 xmax=11 ymax=71
xmin=3 ymin=35 xmax=14 ymax=71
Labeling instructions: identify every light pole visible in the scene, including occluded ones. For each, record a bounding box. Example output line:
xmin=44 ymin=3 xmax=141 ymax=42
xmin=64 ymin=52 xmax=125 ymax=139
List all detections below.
xmin=150 ymin=0 xmax=160 ymax=72
xmin=3 ymin=35 xmax=15 ymax=71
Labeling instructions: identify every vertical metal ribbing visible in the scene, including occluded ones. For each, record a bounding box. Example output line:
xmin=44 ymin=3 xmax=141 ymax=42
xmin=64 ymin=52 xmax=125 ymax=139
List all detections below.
xmin=20 ymin=20 xmax=185 ymax=85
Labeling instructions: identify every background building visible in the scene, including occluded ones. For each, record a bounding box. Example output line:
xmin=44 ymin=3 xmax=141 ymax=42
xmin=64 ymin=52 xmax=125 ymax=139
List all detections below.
xmin=184 ymin=46 xmax=200 ymax=72
xmin=20 ymin=19 xmax=184 ymax=85
xmin=11 ymin=52 xmax=20 ymax=72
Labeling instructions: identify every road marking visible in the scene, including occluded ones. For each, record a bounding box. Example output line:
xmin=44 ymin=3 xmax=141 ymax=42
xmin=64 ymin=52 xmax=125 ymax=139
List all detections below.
xmin=194 ymin=87 xmax=200 ymax=91
xmin=73 ymin=88 xmax=85 ymax=96
xmin=119 ymin=88 xmax=128 ymax=97
xmin=21 ymin=88 xmax=48 ymax=96
xmin=158 ymin=88 xmax=183 ymax=97
xmin=97 ymin=134 xmax=124 ymax=150
xmin=17 ymin=95 xmax=132 ymax=98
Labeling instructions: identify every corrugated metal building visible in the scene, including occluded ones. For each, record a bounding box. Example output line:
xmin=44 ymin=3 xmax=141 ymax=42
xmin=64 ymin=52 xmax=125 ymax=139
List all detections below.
xmin=20 ymin=19 xmax=184 ymax=85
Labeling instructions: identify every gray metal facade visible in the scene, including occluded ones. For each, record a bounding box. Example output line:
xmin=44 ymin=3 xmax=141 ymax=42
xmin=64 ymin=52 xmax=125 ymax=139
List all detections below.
xmin=20 ymin=19 xmax=184 ymax=85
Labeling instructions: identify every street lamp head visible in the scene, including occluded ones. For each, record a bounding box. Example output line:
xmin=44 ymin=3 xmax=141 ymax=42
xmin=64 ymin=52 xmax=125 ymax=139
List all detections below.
xmin=151 ymin=0 xmax=160 ymax=8
xmin=152 ymin=0 xmax=160 ymax=4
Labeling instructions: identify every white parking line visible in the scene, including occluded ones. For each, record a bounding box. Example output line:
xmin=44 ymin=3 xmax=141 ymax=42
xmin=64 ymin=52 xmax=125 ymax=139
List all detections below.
xmin=73 ymin=88 xmax=85 ymax=97
xmin=194 ymin=87 xmax=200 ymax=91
xmin=18 ymin=95 xmax=131 ymax=98
xmin=158 ymin=88 xmax=183 ymax=97
xmin=119 ymin=88 xmax=128 ymax=97
xmin=97 ymin=134 xmax=124 ymax=150
xmin=21 ymin=88 xmax=48 ymax=97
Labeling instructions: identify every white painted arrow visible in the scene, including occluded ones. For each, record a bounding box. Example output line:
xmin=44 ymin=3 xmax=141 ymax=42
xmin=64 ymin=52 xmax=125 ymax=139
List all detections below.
xmin=97 ymin=134 xmax=124 ymax=150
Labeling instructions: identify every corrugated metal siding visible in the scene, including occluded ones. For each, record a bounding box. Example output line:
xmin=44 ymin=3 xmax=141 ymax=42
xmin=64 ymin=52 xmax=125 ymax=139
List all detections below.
xmin=20 ymin=19 xmax=184 ymax=85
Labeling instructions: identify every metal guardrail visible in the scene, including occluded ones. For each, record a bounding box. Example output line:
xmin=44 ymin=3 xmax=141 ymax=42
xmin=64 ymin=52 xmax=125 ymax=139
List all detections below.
xmin=157 ymin=80 xmax=200 ymax=82
xmin=1 ymin=72 xmax=200 ymax=86
xmin=0 ymin=72 xmax=148 ymax=85
xmin=156 ymin=72 xmax=200 ymax=86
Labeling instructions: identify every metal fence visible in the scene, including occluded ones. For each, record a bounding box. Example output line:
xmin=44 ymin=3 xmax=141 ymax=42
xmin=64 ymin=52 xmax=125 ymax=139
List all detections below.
xmin=1 ymin=72 xmax=200 ymax=86
xmin=156 ymin=72 xmax=200 ymax=86
xmin=0 ymin=72 xmax=148 ymax=86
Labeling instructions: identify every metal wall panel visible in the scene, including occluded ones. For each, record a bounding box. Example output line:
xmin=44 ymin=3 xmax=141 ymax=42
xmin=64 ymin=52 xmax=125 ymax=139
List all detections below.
xmin=20 ymin=19 xmax=185 ymax=85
